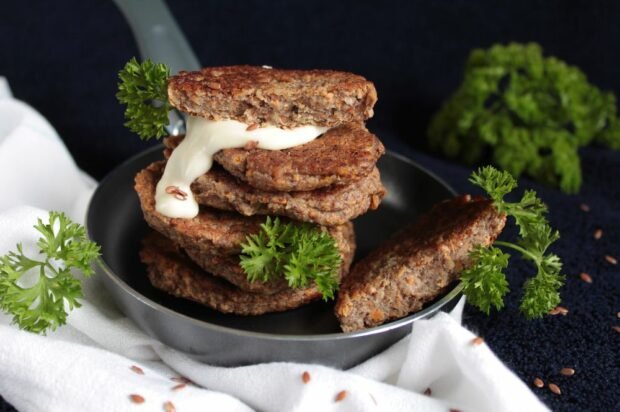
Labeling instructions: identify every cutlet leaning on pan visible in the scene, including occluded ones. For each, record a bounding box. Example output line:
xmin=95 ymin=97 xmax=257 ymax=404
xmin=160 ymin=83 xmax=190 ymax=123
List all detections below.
xmin=335 ymin=195 xmax=507 ymax=332
xmin=135 ymin=65 xmax=384 ymax=315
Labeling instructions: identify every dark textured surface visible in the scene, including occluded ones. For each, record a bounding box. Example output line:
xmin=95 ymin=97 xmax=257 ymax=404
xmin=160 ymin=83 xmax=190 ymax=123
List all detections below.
xmin=1 ymin=1 xmax=619 ymax=411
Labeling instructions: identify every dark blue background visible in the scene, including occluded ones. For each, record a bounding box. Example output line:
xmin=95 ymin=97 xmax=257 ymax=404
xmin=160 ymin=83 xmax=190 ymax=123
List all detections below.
xmin=1 ymin=1 xmax=618 ymax=411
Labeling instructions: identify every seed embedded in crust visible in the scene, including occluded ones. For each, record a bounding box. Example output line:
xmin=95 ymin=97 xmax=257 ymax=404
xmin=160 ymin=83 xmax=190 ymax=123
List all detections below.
xmin=593 ymin=229 xmax=603 ymax=240
xmin=471 ymin=336 xmax=485 ymax=346
xmin=129 ymin=394 xmax=145 ymax=404
xmin=164 ymin=401 xmax=176 ymax=412
xmin=560 ymin=367 xmax=575 ymax=376
xmin=548 ymin=383 xmax=561 ymax=395
xmin=533 ymin=378 xmax=544 ymax=388
xmin=130 ymin=365 xmax=144 ymax=375
xmin=579 ymin=203 xmax=590 ymax=212
xmin=335 ymin=390 xmax=348 ymax=402
xmin=580 ymin=272 xmax=593 ymax=283
xmin=605 ymin=255 xmax=618 ymax=265
xmin=302 ymin=371 xmax=311 ymax=384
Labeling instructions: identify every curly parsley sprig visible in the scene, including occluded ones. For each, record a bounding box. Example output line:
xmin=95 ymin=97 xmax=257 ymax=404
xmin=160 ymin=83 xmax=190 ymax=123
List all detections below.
xmin=240 ymin=217 xmax=342 ymax=300
xmin=116 ymin=57 xmax=171 ymax=140
xmin=429 ymin=42 xmax=620 ymax=193
xmin=0 ymin=212 xmax=101 ymax=333
xmin=461 ymin=166 xmax=564 ymax=318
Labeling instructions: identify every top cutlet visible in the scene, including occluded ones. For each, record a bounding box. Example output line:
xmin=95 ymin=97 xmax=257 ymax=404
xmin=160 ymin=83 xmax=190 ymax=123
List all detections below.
xmin=167 ymin=65 xmax=377 ymax=129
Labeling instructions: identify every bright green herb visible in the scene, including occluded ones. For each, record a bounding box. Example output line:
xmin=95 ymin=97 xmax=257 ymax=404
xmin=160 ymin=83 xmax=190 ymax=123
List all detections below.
xmin=0 ymin=212 xmax=101 ymax=333
xmin=461 ymin=166 xmax=564 ymax=318
xmin=240 ymin=217 xmax=341 ymax=300
xmin=116 ymin=57 xmax=171 ymax=140
xmin=429 ymin=42 xmax=620 ymax=193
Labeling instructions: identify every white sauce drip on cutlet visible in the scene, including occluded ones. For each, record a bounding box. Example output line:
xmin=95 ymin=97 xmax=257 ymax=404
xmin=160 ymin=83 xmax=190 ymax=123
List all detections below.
xmin=155 ymin=116 xmax=328 ymax=218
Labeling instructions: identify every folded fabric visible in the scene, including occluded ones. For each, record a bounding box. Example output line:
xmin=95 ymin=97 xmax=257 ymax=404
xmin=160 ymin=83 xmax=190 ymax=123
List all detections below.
xmin=0 ymin=77 xmax=549 ymax=412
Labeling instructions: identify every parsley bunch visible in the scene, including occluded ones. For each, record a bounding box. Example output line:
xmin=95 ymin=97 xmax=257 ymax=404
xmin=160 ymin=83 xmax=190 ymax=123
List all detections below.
xmin=240 ymin=217 xmax=342 ymax=300
xmin=429 ymin=43 xmax=620 ymax=193
xmin=116 ymin=58 xmax=171 ymax=140
xmin=460 ymin=166 xmax=564 ymax=318
xmin=0 ymin=212 xmax=100 ymax=333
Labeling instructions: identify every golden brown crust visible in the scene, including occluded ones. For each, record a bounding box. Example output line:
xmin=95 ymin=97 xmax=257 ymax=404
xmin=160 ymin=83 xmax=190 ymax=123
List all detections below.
xmin=167 ymin=66 xmax=377 ymax=129
xmin=164 ymin=124 xmax=385 ymax=192
xmin=140 ymin=232 xmax=325 ymax=315
xmin=335 ymin=195 xmax=507 ymax=332
xmin=134 ymin=162 xmax=356 ymax=294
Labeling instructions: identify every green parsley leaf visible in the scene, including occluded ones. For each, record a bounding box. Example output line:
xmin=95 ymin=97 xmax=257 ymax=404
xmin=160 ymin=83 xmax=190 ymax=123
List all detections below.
xmin=463 ymin=166 xmax=565 ymax=318
xmin=429 ymin=42 xmax=620 ymax=193
xmin=239 ymin=217 xmax=342 ymax=300
xmin=116 ymin=57 xmax=171 ymax=140
xmin=0 ymin=211 xmax=101 ymax=333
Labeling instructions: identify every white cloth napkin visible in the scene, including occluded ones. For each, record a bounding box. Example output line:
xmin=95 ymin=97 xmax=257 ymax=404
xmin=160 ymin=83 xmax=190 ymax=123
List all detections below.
xmin=0 ymin=77 xmax=549 ymax=412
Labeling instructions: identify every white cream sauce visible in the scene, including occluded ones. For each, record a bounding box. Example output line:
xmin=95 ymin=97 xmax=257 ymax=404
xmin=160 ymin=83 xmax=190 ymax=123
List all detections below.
xmin=155 ymin=116 xmax=328 ymax=218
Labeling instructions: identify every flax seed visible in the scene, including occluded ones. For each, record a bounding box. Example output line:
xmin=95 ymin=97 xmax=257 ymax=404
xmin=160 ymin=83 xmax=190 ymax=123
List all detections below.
xmin=605 ymin=255 xmax=618 ymax=265
xmin=302 ymin=371 xmax=311 ymax=384
xmin=245 ymin=123 xmax=259 ymax=131
xmin=554 ymin=306 xmax=569 ymax=316
xmin=548 ymin=383 xmax=561 ymax=395
xmin=171 ymin=376 xmax=191 ymax=384
xmin=593 ymin=229 xmax=603 ymax=240
xmin=163 ymin=401 xmax=176 ymax=412
xmin=471 ymin=336 xmax=484 ymax=346
xmin=130 ymin=365 xmax=144 ymax=375
xmin=533 ymin=378 xmax=544 ymax=388
xmin=580 ymin=272 xmax=593 ymax=283
xmin=560 ymin=367 xmax=575 ymax=376
xmin=424 ymin=387 xmax=432 ymax=396
xmin=612 ymin=326 xmax=620 ymax=333
xmin=129 ymin=394 xmax=145 ymax=404
xmin=335 ymin=390 xmax=348 ymax=402
xmin=172 ymin=383 xmax=186 ymax=391
xmin=579 ymin=203 xmax=590 ymax=212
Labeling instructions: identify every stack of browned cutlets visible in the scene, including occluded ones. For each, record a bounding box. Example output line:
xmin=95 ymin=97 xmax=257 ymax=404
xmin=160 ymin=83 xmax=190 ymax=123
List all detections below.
xmin=134 ymin=66 xmax=386 ymax=315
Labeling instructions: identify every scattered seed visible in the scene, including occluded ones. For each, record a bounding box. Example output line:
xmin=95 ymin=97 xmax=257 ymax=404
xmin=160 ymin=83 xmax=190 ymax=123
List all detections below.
xmin=245 ymin=123 xmax=259 ymax=131
xmin=616 ymin=312 xmax=620 ymax=318
xmin=580 ymin=272 xmax=593 ymax=283
xmin=424 ymin=387 xmax=432 ymax=396
xmin=129 ymin=394 xmax=145 ymax=404
xmin=171 ymin=376 xmax=191 ymax=384
xmin=163 ymin=401 xmax=176 ymax=412
xmin=130 ymin=365 xmax=144 ymax=375
xmin=165 ymin=186 xmax=188 ymax=201
xmin=302 ymin=371 xmax=311 ymax=384
xmin=605 ymin=255 xmax=618 ymax=265
xmin=471 ymin=336 xmax=485 ymax=346
xmin=549 ymin=306 xmax=569 ymax=316
xmin=449 ymin=409 xmax=463 ymax=412
xmin=533 ymin=378 xmax=544 ymax=388
xmin=172 ymin=383 xmax=186 ymax=391
xmin=612 ymin=326 xmax=620 ymax=333
xmin=560 ymin=367 xmax=575 ymax=376
xmin=580 ymin=203 xmax=590 ymax=212
xmin=593 ymin=229 xmax=603 ymax=240
xmin=548 ymin=383 xmax=561 ymax=395
xmin=335 ymin=390 xmax=348 ymax=402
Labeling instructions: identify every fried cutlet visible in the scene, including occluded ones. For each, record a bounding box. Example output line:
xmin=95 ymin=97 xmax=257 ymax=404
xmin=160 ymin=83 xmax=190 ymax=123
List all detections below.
xmin=163 ymin=124 xmax=385 ymax=192
xmin=183 ymin=220 xmax=355 ymax=295
xmin=140 ymin=231 xmax=354 ymax=315
xmin=335 ymin=195 xmax=506 ymax=332
xmin=135 ymin=163 xmax=356 ymax=294
xmin=167 ymin=66 xmax=377 ymax=129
